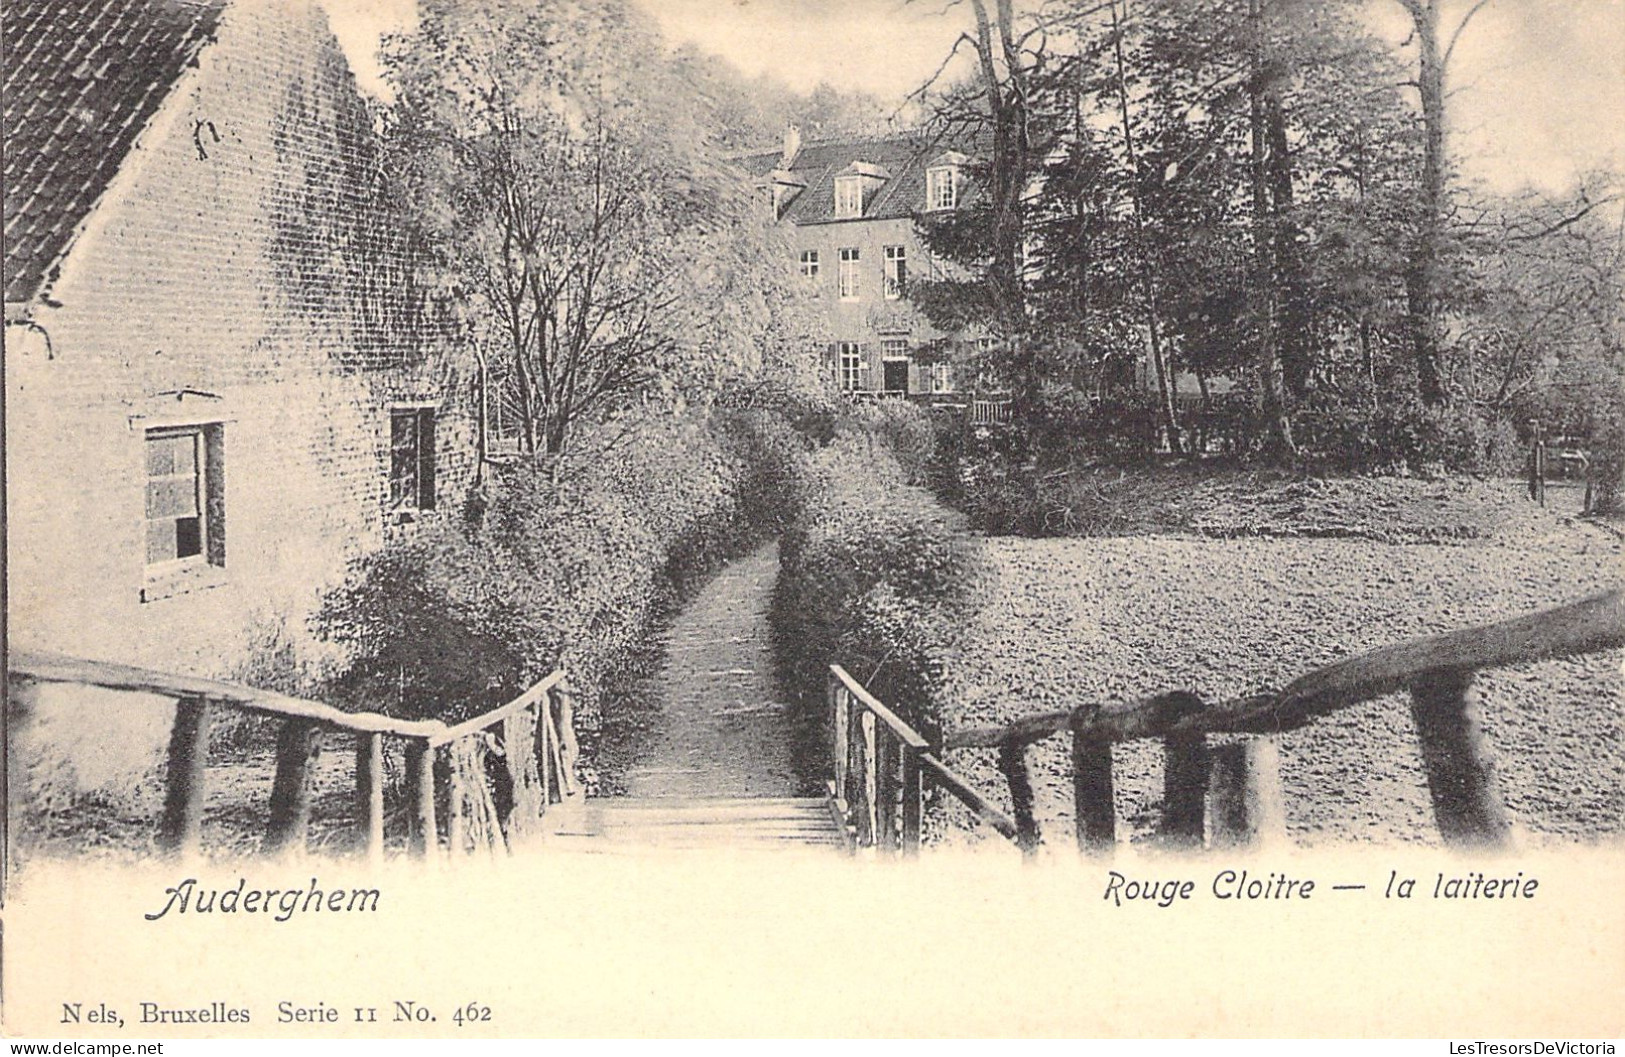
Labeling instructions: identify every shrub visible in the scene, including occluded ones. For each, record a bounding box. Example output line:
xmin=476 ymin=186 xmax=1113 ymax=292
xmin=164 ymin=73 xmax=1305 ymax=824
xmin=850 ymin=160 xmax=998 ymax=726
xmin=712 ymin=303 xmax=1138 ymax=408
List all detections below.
xmin=775 ymin=428 xmax=988 ymax=745
xmin=315 ymin=407 xmax=791 ymax=731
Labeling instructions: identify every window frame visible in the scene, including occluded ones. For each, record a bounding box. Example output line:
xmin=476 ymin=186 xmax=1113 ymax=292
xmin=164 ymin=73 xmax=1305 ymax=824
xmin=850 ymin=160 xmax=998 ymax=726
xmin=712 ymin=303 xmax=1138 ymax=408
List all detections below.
xmin=389 ymin=405 xmax=438 ymax=517
xmin=838 ymin=247 xmax=861 ymax=301
xmin=838 ymin=341 xmax=864 ymax=392
xmin=926 ymin=165 xmax=958 ymax=211
xmin=139 ymin=419 xmax=227 ymax=602
xmin=883 ymin=245 xmax=907 ymax=300
xmin=143 ymin=426 xmax=209 ymax=572
xmin=834 ymin=175 xmax=863 ymax=219
xmin=799 ymin=249 xmax=820 ymax=279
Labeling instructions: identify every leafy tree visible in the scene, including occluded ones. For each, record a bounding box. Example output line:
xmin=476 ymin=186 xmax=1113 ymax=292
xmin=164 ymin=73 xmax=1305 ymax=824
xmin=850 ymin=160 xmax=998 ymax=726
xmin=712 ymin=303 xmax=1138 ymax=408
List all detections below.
xmin=384 ymin=0 xmax=817 ymax=458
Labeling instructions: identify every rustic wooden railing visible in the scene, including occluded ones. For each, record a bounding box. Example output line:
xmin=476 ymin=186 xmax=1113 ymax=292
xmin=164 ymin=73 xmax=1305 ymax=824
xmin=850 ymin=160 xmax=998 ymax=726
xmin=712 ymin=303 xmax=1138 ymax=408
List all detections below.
xmin=827 ymin=665 xmax=1020 ymax=855
xmin=7 ymin=650 xmax=576 ymax=860
xmin=941 ymin=588 xmax=1624 ymax=856
xmin=968 ymin=399 xmax=1013 ymax=427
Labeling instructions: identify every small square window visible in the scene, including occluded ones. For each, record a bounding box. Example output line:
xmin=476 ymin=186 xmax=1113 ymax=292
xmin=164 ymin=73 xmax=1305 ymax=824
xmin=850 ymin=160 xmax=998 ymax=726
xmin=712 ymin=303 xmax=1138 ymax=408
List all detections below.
xmin=800 ymin=249 xmax=820 ymax=278
xmin=390 ymin=407 xmax=437 ymax=514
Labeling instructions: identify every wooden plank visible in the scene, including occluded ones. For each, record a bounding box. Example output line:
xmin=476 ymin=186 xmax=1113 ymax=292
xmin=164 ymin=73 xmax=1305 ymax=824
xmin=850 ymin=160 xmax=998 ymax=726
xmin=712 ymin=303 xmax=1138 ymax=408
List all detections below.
xmin=10 ymin=649 xmax=446 ymax=738
xmin=356 ymin=732 xmax=385 ymax=862
xmin=427 ymin=670 xmax=567 ymax=747
xmin=1070 ymin=710 xmax=1116 ymax=854
xmin=997 ymin=741 xmax=1041 ymax=857
xmin=1410 ymin=672 xmax=1512 ymax=848
xmin=918 ymin=753 xmax=1021 ymax=844
xmin=407 ymin=740 xmax=437 ymax=857
xmin=948 ymin=588 xmax=1625 ymax=749
xmin=157 ymin=696 xmax=212 ymax=857
xmin=829 ymin=664 xmax=930 ymax=750
xmin=265 ymin=719 xmax=322 ymax=856
xmin=1206 ymin=738 xmax=1285 ymax=848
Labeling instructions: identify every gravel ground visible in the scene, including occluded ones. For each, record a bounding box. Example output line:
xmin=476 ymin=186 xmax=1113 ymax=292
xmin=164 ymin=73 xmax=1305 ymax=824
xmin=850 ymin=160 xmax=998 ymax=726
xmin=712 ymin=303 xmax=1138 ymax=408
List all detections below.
xmin=935 ymin=496 xmax=1623 ymax=850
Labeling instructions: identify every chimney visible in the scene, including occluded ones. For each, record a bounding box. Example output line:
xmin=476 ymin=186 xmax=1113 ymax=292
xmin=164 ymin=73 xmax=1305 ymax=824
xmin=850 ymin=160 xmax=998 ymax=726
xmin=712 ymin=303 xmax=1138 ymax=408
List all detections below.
xmin=780 ymin=124 xmax=801 ymax=168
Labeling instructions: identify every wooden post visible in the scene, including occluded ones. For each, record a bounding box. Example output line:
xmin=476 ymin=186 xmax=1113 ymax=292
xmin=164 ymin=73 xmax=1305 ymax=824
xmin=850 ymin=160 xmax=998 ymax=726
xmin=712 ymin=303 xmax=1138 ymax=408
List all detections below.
xmin=854 ymin=711 xmax=875 ymax=847
xmin=1160 ymin=730 xmax=1208 ymax=847
xmin=407 ymin=739 xmax=437 ymax=858
xmin=1069 ymin=708 xmax=1116 ymax=854
xmin=1152 ymin=692 xmax=1209 ymax=848
xmin=1410 ymin=671 xmax=1511 ymax=848
xmin=265 ymin=719 xmax=322 ymax=856
xmin=356 ymin=732 xmax=385 ymax=862
xmin=997 ymin=740 xmax=1041 ymax=858
xmin=448 ymin=744 xmax=468 ymax=856
xmin=1206 ymin=738 xmax=1285 ymax=848
xmin=158 ymin=696 xmax=213 ymax=857
xmin=875 ymin=731 xmax=898 ymax=854
xmin=554 ymin=687 xmax=580 ymax=799
xmin=900 ymin=745 xmax=923 ymax=856
xmin=832 ymin=679 xmax=850 ymax=809
xmin=538 ymin=695 xmax=556 ymax=803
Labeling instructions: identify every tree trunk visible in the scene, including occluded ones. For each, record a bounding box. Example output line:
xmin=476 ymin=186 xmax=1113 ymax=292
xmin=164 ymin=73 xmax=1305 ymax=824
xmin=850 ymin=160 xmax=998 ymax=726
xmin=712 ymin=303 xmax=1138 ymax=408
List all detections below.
xmin=1406 ymin=0 xmax=1450 ymax=406
xmin=1110 ymin=0 xmax=1182 ymax=455
xmin=1248 ymin=0 xmax=1295 ymax=457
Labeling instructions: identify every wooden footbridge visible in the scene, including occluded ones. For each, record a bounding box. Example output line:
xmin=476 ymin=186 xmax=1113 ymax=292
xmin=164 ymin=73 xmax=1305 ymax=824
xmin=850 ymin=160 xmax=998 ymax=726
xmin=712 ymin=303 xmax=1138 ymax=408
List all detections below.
xmin=8 ymin=587 xmax=1623 ymax=860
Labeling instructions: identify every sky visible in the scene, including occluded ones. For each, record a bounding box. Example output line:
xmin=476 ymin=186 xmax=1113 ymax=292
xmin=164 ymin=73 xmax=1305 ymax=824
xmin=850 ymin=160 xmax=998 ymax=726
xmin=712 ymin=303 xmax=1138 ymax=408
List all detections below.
xmin=321 ymin=0 xmax=1624 ymax=195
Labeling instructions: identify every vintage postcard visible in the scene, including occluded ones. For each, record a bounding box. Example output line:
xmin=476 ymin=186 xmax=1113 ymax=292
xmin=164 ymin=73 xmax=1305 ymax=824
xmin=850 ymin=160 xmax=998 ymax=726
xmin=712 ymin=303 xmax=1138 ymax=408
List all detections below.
xmin=3 ymin=0 xmax=1622 ymax=1039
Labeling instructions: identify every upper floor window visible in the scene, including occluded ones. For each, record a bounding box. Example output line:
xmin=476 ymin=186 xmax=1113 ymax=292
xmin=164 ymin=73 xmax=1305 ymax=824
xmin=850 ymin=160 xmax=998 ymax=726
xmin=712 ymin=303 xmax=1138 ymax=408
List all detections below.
xmin=883 ymin=245 xmax=907 ymax=300
xmin=838 ymin=342 xmax=863 ymax=391
xmin=390 ymin=407 xmax=437 ymax=515
xmin=834 ymin=175 xmax=863 ymax=219
xmin=145 ymin=427 xmax=223 ymax=569
xmin=926 ymin=166 xmax=958 ymax=211
xmin=799 ymin=249 xmax=820 ymax=278
xmin=838 ymin=247 xmax=861 ymax=301
xmin=930 ymin=361 xmax=955 ymax=393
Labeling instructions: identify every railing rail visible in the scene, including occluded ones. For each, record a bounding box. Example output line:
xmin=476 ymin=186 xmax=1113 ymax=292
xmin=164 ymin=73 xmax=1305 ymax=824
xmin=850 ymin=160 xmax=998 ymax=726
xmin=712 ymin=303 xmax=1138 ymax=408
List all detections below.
xmin=9 ymin=649 xmax=576 ymax=861
xmin=827 ymin=664 xmax=1020 ymax=855
xmin=942 ymin=588 xmax=1624 ymax=855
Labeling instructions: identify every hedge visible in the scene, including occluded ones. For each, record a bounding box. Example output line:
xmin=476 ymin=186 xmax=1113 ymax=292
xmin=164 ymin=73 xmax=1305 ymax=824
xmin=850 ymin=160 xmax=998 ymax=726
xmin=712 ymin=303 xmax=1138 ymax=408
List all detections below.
xmin=316 ymin=407 xmax=809 ymax=731
xmin=773 ymin=409 xmax=988 ymax=749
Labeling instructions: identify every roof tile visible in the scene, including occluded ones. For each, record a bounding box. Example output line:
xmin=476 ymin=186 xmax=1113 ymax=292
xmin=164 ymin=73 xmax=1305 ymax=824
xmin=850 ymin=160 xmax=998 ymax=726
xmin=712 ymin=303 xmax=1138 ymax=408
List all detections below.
xmin=3 ymin=0 xmax=227 ymax=304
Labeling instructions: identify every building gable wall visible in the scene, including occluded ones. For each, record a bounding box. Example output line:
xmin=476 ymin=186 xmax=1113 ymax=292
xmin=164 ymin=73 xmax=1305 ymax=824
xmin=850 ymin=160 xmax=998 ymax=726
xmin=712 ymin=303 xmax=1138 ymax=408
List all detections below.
xmin=5 ymin=0 xmax=475 ymax=681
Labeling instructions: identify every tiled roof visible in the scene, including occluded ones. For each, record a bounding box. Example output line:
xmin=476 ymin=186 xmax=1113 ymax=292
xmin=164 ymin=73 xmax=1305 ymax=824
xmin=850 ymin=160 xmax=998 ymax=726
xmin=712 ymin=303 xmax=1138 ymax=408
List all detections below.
xmin=739 ymin=132 xmax=978 ymax=225
xmin=3 ymin=0 xmax=226 ymax=305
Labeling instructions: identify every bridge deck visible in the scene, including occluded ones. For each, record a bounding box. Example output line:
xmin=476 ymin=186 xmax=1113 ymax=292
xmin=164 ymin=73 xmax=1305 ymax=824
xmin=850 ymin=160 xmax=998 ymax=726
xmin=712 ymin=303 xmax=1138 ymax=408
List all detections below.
xmin=541 ymin=797 xmax=847 ymax=852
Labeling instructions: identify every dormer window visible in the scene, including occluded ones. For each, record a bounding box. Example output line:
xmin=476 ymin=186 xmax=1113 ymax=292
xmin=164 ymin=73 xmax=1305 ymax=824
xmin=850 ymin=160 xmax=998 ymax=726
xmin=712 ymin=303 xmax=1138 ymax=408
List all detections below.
xmin=834 ymin=175 xmax=863 ymax=218
xmin=927 ymin=165 xmax=958 ymax=211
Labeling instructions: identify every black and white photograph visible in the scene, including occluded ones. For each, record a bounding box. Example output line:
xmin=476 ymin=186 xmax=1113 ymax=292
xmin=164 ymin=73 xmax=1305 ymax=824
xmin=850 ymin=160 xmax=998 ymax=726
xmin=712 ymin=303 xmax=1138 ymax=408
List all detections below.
xmin=2 ymin=0 xmax=1622 ymax=1039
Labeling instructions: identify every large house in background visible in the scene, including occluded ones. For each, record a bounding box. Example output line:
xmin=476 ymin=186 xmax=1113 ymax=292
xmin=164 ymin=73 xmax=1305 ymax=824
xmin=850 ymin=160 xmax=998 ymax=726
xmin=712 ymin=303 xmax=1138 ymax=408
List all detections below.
xmin=3 ymin=0 xmax=477 ymax=692
xmin=741 ymin=128 xmax=988 ymax=399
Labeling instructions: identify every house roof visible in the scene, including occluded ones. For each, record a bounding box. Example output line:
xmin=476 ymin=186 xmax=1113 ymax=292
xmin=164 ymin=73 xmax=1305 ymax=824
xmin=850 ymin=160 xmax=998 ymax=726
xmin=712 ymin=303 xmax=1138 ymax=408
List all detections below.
xmin=739 ymin=132 xmax=978 ymax=226
xmin=3 ymin=0 xmax=227 ymax=306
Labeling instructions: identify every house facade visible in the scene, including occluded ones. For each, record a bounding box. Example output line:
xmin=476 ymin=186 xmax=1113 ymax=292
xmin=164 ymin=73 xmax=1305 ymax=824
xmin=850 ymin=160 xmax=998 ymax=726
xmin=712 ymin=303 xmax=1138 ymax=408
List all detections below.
xmin=3 ymin=0 xmax=477 ymax=687
xmin=742 ymin=129 xmax=985 ymax=399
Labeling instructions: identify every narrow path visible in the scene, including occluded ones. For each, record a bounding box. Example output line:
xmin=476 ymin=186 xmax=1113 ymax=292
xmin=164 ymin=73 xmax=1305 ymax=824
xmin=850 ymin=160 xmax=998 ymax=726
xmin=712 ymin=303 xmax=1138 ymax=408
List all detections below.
xmin=618 ymin=542 xmax=809 ymax=799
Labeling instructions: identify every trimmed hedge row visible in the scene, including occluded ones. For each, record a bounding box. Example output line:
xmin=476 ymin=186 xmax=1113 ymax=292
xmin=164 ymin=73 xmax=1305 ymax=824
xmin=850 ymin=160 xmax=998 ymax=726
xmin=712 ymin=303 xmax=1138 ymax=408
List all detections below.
xmin=773 ymin=404 xmax=989 ymax=749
